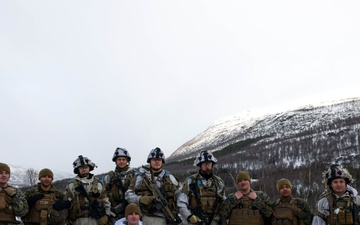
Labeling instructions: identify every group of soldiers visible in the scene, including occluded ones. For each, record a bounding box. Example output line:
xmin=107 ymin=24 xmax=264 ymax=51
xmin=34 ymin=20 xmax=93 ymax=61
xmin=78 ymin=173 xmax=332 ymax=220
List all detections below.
xmin=0 ymin=147 xmax=359 ymax=225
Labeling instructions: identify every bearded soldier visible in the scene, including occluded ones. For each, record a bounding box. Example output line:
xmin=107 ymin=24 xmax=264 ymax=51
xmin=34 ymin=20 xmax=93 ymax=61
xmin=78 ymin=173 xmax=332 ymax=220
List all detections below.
xmin=271 ymin=178 xmax=312 ymax=225
xmin=177 ymin=150 xmax=225 ymax=225
xmin=312 ymin=164 xmax=360 ymax=225
xmin=125 ymin=147 xmax=181 ymax=225
xmin=219 ymin=171 xmax=272 ymax=225
xmin=0 ymin=162 xmax=29 ymax=225
xmin=23 ymin=168 xmax=70 ymax=225
xmin=65 ymin=155 xmax=111 ymax=225
xmin=103 ymin=147 xmax=136 ymax=223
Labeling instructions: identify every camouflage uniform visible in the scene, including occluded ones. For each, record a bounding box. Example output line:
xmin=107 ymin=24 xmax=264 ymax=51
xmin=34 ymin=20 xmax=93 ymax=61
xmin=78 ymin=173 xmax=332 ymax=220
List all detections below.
xmin=312 ymin=165 xmax=360 ymax=225
xmin=125 ymin=148 xmax=180 ymax=225
xmin=0 ymin=186 xmax=29 ymax=225
xmin=272 ymin=197 xmax=313 ymax=225
xmin=0 ymin=162 xmax=29 ymax=225
xmin=177 ymin=151 xmax=225 ymax=225
xmin=23 ymin=183 xmax=68 ymax=225
xmin=66 ymin=174 xmax=112 ymax=225
xmin=103 ymin=147 xmax=136 ymax=223
xmin=65 ymin=155 xmax=111 ymax=225
xmin=220 ymin=190 xmax=272 ymax=225
xmin=177 ymin=173 xmax=225 ymax=225
xmin=125 ymin=166 xmax=180 ymax=225
xmin=103 ymin=166 xmax=135 ymax=221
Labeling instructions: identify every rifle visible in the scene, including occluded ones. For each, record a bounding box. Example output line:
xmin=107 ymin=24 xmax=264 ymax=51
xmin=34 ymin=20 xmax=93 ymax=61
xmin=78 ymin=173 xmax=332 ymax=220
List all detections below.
xmin=189 ymin=183 xmax=210 ymax=225
xmin=111 ymin=178 xmax=129 ymax=214
xmin=75 ymin=184 xmax=106 ymax=220
xmin=141 ymin=174 xmax=182 ymax=225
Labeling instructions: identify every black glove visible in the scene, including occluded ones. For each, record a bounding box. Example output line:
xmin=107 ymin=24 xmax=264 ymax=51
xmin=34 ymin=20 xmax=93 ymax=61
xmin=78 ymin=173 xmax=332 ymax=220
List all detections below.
xmin=27 ymin=193 xmax=45 ymax=206
xmin=52 ymin=200 xmax=72 ymax=211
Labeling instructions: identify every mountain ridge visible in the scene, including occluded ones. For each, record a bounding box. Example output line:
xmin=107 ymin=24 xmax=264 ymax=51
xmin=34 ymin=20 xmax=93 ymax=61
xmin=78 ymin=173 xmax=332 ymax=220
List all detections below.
xmin=167 ymin=97 xmax=360 ymax=163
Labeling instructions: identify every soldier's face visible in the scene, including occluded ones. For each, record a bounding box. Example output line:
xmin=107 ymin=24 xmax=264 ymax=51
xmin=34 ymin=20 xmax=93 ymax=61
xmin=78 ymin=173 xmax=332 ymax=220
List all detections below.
xmin=238 ymin=179 xmax=250 ymax=192
xmin=39 ymin=175 xmax=53 ymax=188
xmin=127 ymin=212 xmax=140 ymax=225
xmin=279 ymin=185 xmax=291 ymax=197
xmin=116 ymin=157 xmax=128 ymax=168
xmin=331 ymin=178 xmax=347 ymax=195
xmin=200 ymin=162 xmax=213 ymax=175
xmin=150 ymin=158 xmax=163 ymax=171
xmin=79 ymin=166 xmax=90 ymax=177
xmin=0 ymin=170 xmax=10 ymax=187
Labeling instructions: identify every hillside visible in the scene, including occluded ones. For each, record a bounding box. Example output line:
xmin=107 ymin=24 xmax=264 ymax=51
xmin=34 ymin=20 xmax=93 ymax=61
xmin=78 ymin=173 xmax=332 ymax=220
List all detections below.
xmin=164 ymin=97 xmax=360 ymax=207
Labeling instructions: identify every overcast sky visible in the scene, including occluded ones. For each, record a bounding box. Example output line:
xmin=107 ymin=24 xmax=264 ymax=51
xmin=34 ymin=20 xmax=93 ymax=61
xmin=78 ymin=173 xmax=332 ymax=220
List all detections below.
xmin=1 ymin=1 xmax=360 ymax=175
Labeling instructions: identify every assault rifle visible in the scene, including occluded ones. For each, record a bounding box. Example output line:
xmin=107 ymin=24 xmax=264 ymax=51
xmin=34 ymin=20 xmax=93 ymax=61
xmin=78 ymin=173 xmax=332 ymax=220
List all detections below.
xmin=75 ymin=184 xmax=106 ymax=220
xmin=189 ymin=183 xmax=210 ymax=225
xmin=111 ymin=178 xmax=128 ymax=214
xmin=141 ymin=174 xmax=182 ymax=225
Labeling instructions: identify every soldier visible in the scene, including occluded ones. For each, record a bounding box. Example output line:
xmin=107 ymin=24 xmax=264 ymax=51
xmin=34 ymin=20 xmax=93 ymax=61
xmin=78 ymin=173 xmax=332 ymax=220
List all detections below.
xmin=312 ymin=164 xmax=360 ymax=225
xmin=103 ymin=147 xmax=136 ymax=223
xmin=114 ymin=203 xmax=143 ymax=225
xmin=219 ymin=171 xmax=272 ymax=225
xmin=177 ymin=150 xmax=225 ymax=225
xmin=65 ymin=155 xmax=111 ymax=225
xmin=125 ymin=147 xmax=181 ymax=225
xmin=271 ymin=178 xmax=312 ymax=225
xmin=0 ymin=162 xmax=29 ymax=225
xmin=23 ymin=168 xmax=70 ymax=225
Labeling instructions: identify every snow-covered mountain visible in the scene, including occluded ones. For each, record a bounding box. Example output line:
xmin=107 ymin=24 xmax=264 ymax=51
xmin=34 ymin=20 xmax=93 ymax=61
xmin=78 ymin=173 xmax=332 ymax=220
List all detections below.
xmin=7 ymin=164 xmax=73 ymax=188
xmin=167 ymin=97 xmax=360 ymax=168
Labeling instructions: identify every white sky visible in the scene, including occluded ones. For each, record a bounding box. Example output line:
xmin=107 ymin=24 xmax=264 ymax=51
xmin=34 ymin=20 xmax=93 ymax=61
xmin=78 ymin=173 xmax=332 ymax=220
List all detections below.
xmin=1 ymin=1 xmax=360 ymax=175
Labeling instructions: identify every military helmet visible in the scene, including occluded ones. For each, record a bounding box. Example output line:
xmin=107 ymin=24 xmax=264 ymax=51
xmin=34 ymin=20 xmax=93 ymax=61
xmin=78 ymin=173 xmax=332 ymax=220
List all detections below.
xmin=147 ymin=147 xmax=165 ymax=164
xmin=194 ymin=150 xmax=217 ymax=166
xmin=112 ymin=147 xmax=131 ymax=162
xmin=323 ymin=164 xmax=353 ymax=185
xmin=72 ymin=155 xmax=97 ymax=174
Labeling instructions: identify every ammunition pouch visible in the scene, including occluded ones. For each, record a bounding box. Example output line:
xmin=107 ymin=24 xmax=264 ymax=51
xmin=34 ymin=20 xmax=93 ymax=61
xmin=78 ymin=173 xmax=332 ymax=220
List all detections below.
xmin=272 ymin=202 xmax=294 ymax=225
xmin=326 ymin=209 xmax=353 ymax=225
xmin=228 ymin=208 xmax=264 ymax=225
xmin=0 ymin=191 xmax=16 ymax=222
xmin=40 ymin=209 xmax=48 ymax=225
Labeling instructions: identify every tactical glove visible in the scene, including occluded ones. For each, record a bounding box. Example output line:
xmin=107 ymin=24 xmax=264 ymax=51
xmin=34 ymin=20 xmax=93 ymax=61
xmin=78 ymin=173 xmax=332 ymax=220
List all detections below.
xmin=27 ymin=193 xmax=45 ymax=206
xmin=3 ymin=186 xmax=16 ymax=197
xmin=52 ymin=200 xmax=72 ymax=211
xmin=139 ymin=196 xmax=156 ymax=205
xmin=97 ymin=215 xmax=108 ymax=225
xmin=188 ymin=214 xmax=202 ymax=224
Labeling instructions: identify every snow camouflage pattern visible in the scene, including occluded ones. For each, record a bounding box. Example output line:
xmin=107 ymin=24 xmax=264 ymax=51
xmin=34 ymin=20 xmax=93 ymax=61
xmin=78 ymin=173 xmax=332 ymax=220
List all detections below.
xmin=125 ymin=166 xmax=179 ymax=220
xmin=65 ymin=174 xmax=111 ymax=224
xmin=103 ymin=166 xmax=136 ymax=222
xmin=313 ymin=185 xmax=360 ymax=225
xmin=177 ymin=172 xmax=225 ymax=225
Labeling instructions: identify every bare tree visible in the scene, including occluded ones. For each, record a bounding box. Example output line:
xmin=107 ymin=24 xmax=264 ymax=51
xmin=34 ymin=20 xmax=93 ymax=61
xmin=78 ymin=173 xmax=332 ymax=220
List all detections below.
xmin=26 ymin=168 xmax=38 ymax=187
